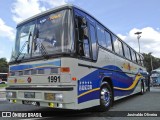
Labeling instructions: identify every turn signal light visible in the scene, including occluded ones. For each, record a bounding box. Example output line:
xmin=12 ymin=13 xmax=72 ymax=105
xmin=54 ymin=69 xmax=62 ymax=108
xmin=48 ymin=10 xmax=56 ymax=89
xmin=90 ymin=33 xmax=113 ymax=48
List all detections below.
xmin=60 ymin=67 xmax=70 ymax=73
xmin=72 ymin=77 xmax=77 ymax=81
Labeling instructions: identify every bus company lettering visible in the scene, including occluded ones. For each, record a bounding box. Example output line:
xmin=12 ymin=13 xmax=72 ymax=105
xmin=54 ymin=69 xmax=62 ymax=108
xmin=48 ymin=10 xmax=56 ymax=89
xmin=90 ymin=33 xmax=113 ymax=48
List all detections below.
xmin=79 ymin=81 xmax=92 ymax=91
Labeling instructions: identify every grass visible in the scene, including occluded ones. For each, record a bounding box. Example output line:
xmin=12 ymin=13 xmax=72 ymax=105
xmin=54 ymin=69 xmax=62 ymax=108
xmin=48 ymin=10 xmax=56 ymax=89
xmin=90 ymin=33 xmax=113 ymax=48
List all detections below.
xmin=0 ymin=84 xmax=8 ymax=88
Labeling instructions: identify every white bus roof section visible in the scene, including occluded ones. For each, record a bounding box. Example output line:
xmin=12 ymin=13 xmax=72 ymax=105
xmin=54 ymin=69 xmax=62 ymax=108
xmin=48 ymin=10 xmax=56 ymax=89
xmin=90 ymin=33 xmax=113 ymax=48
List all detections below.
xmin=17 ymin=4 xmax=75 ymax=26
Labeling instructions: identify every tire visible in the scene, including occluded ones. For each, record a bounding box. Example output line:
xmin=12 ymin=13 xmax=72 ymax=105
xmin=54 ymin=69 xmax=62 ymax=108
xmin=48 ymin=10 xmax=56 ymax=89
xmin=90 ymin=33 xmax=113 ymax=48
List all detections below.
xmin=140 ymin=81 xmax=144 ymax=95
xmin=97 ymin=82 xmax=113 ymax=112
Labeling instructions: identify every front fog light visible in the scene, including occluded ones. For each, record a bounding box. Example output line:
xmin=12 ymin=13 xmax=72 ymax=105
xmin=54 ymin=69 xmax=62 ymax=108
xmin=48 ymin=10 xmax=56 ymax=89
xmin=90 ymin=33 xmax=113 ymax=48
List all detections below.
xmin=55 ymin=93 xmax=63 ymax=101
xmin=13 ymin=99 xmax=17 ymax=103
xmin=6 ymin=92 xmax=13 ymax=98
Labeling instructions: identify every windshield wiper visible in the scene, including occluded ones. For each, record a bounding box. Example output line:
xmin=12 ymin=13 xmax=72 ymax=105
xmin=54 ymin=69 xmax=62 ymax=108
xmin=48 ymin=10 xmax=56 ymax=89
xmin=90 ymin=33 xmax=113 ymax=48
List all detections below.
xmin=14 ymin=32 xmax=32 ymax=63
xmin=34 ymin=29 xmax=49 ymax=59
xmin=35 ymin=41 xmax=49 ymax=59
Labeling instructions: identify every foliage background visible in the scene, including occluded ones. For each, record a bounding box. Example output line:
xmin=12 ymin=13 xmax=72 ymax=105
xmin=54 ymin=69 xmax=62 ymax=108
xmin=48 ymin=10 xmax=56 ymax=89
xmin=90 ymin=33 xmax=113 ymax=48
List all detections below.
xmin=0 ymin=58 xmax=8 ymax=73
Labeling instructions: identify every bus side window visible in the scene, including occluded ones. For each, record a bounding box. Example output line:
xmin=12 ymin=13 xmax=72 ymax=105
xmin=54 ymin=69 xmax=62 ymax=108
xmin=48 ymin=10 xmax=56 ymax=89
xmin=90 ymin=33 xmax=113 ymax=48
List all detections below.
xmin=136 ymin=53 xmax=141 ymax=65
xmin=97 ymin=25 xmax=106 ymax=47
xmin=105 ymin=31 xmax=113 ymax=51
xmin=123 ymin=44 xmax=131 ymax=60
xmin=140 ymin=55 xmax=144 ymax=66
xmin=112 ymin=35 xmax=124 ymax=56
xmin=141 ymin=56 xmax=144 ymax=66
xmin=83 ymin=38 xmax=91 ymax=58
xmin=134 ymin=52 xmax=138 ymax=63
xmin=89 ymin=24 xmax=97 ymax=60
xmin=131 ymin=49 xmax=137 ymax=63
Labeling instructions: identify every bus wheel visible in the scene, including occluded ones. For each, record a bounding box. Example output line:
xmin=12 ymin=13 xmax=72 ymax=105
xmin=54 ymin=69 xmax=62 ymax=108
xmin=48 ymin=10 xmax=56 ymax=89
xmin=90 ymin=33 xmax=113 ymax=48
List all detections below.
xmin=98 ymin=82 xmax=113 ymax=112
xmin=140 ymin=81 xmax=144 ymax=95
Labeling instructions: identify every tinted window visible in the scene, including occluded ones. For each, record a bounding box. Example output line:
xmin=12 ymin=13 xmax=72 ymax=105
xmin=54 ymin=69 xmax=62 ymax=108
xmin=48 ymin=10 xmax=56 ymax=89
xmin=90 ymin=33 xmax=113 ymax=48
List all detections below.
xmin=131 ymin=49 xmax=137 ymax=63
xmin=139 ymin=55 xmax=144 ymax=66
xmin=112 ymin=35 xmax=123 ymax=56
xmin=123 ymin=44 xmax=131 ymax=60
xmin=97 ymin=25 xmax=106 ymax=47
xmin=136 ymin=53 xmax=141 ymax=65
xmin=89 ymin=24 xmax=97 ymax=60
xmin=34 ymin=10 xmax=71 ymax=55
xmin=105 ymin=31 xmax=112 ymax=51
xmin=118 ymin=41 xmax=123 ymax=56
xmin=141 ymin=56 xmax=144 ymax=66
xmin=83 ymin=39 xmax=90 ymax=58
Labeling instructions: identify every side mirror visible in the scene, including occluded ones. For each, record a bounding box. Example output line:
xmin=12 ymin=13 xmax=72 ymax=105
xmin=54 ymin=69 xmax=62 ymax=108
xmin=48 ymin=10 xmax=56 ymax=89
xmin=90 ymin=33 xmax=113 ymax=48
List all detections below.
xmin=82 ymin=26 xmax=88 ymax=39
xmin=78 ymin=26 xmax=89 ymax=41
xmin=34 ymin=29 xmax=39 ymax=39
xmin=82 ymin=17 xmax=87 ymax=26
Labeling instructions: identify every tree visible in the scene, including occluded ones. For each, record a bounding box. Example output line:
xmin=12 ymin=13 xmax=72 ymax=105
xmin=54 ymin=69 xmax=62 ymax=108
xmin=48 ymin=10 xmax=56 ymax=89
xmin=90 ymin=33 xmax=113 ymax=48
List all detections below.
xmin=0 ymin=58 xmax=8 ymax=73
xmin=142 ymin=53 xmax=160 ymax=73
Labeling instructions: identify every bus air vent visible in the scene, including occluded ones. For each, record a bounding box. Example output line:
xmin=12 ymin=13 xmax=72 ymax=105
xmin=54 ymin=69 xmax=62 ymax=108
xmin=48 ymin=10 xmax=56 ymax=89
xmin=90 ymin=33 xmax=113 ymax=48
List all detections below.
xmin=19 ymin=71 xmax=23 ymax=76
xmin=51 ymin=68 xmax=58 ymax=74
xmin=31 ymin=69 xmax=37 ymax=75
xmin=38 ymin=69 xmax=44 ymax=74
xmin=24 ymin=70 xmax=30 ymax=75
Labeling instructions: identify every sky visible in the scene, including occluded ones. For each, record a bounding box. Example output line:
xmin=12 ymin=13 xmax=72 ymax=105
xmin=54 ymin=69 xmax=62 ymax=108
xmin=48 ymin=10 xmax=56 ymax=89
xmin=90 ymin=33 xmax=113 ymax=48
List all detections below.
xmin=0 ymin=0 xmax=160 ymax=61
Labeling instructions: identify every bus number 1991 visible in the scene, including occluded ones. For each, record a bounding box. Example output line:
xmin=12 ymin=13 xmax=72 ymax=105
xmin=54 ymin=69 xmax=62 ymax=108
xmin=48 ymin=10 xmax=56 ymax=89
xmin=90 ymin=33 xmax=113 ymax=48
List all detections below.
xmin=48 ymin=76 xmax=60 ymax=83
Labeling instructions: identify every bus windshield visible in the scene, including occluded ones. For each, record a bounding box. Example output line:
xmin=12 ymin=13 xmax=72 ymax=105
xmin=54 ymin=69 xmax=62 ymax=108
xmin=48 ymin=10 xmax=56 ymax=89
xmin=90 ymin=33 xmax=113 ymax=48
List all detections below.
xmin=11 ymin=9 xmax=73 ymax=62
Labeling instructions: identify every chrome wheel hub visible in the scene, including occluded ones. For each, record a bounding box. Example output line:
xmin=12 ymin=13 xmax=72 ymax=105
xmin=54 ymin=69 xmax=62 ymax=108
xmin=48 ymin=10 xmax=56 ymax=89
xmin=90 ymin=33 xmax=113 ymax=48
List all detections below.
xmin=101 ymin=87 xmax=111 ymax=107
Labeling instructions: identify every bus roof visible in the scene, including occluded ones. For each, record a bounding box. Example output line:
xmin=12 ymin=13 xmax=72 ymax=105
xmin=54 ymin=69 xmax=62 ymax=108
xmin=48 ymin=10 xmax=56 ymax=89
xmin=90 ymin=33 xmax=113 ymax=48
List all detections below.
xmin=17 ymin=4 xmax=74 ymax=27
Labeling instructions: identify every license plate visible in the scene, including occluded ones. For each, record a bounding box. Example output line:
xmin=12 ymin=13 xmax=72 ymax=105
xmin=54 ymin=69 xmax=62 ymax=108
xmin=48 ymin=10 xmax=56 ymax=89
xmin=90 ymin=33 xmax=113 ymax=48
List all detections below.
xmin=23 ymin=100 xmax=39 ymax=106
xmin=24 ymin=92 xmax=35 ymax=98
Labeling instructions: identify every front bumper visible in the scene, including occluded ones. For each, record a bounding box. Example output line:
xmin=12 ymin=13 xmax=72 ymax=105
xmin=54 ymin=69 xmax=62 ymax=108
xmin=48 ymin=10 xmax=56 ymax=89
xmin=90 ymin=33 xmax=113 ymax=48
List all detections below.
xmin=6 ymin=86 xmax=76 ymax=109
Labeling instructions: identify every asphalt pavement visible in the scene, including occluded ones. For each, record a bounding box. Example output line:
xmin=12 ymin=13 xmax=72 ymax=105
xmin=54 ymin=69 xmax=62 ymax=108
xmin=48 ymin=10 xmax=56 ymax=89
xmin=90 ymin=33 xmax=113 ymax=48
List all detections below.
xmin=0 ymin=87 xmax=160 ymax=120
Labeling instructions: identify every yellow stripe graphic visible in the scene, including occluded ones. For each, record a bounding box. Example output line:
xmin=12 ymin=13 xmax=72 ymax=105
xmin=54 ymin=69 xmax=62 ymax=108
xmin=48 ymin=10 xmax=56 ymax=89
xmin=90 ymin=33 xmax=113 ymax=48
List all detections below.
xmin=78 ymin=88 xmax=100 ymax=98
xmin=78 ymin=75 xmax=143 ymax=98
xmin=114 ymin=75 xmax=142 ymax=90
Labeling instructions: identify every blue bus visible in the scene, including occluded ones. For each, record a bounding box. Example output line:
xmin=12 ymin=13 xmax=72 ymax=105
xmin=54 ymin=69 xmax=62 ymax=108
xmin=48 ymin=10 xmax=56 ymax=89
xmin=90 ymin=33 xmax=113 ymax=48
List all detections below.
xmin=151 ymin=68 xmax=160 ymax=86
xmin=6 ymin=4 xmax=146 ymax=111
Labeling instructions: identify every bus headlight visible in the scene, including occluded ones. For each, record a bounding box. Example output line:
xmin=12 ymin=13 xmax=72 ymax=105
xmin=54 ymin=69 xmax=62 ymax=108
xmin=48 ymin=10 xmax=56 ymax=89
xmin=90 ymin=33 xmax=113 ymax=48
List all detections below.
xmin=55 ymin=93 xmax=63 ymax=101
xmin=6 ymin=92 xmax=16 ymax=98
xmin=6 ymin=92 xmax=13 ymax=98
